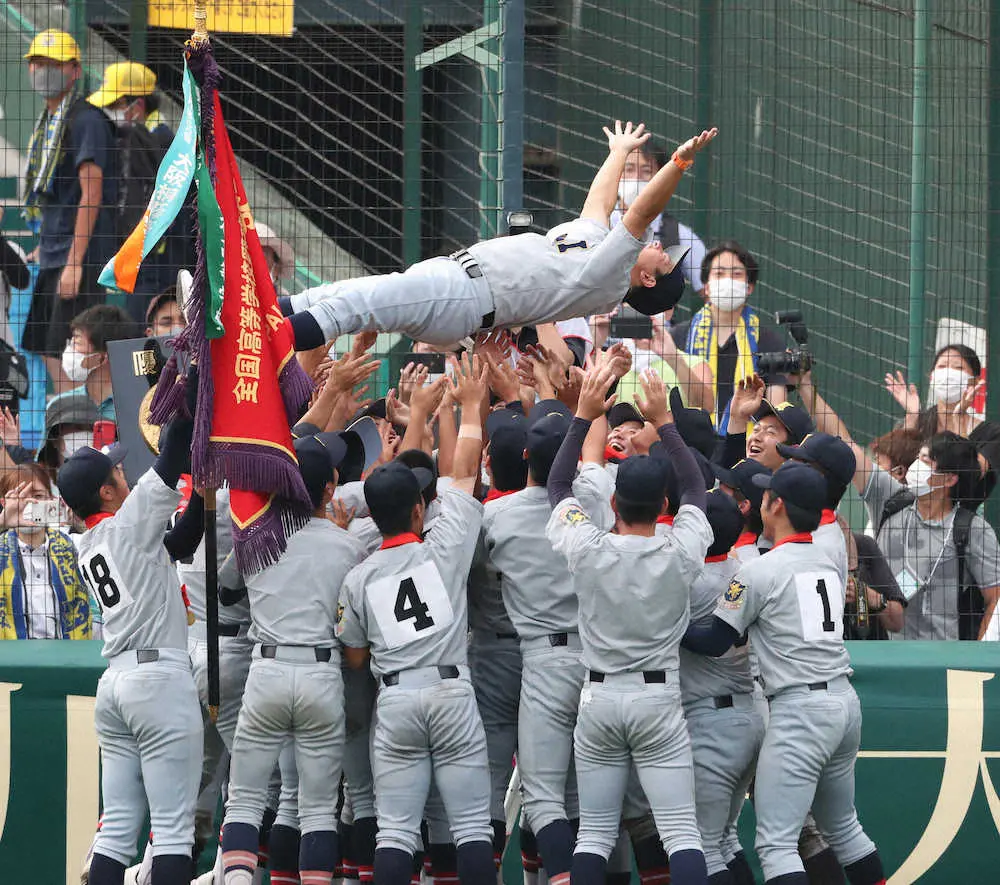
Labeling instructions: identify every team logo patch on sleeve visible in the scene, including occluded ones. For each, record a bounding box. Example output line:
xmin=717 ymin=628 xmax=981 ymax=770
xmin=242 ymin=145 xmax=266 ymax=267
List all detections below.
xmin=722 ymin=579 xmax=746 ymax=610
xmin=561 ymin=505 xmax=587 ymax=526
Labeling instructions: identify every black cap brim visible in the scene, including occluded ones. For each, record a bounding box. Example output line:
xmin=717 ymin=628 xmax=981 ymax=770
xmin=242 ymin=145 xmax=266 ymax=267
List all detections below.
xmin=346 ymin=416 xmax=384 ymax=476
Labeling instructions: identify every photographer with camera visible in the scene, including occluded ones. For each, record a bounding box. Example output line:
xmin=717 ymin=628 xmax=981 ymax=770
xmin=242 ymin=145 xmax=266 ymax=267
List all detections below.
xmin=0 ymin=462 xmax=93 ymax=639
xmin=670 ymin=241 xmax=789 ymax=434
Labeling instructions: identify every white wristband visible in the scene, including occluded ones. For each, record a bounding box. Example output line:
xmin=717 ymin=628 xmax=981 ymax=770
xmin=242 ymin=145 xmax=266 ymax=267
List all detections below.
xmin=458 ymin=426 xmax=483 ymax=441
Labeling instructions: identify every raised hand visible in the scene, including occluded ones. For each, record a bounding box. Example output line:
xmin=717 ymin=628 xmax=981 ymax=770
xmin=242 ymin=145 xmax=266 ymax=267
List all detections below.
xmin=485 ymin=355 xmax=521 ymax=404
xmin=0 ymin=407 xmax=20 ymax=448
xmin=634 ymin=369 xmax=670 ymax=427
xmin=398 ymin=362 xmax=429 ymax=405
xmin=328 ymin=350 xmax=380 ymax=394
xmin=883 ymin=370 xmax=920 ymax=415
xmin=576 ymin=364 xmax=618 ymax=421
xmin=674 ymin=128 xmax=719 ymax=163
xmin=409 ymin=375 xmax=448 ymax=418
xmin=731 ymin=374 xmax=766 ymax=422
xmin=603 ymin=341 xmax=633 ymax=380
xmin=448 ymin=352 xmax=489 ymax=409
xmin=351 ymin=331 xmax=378 ymax=357
xmin=603 ymin=120 xmax=650 ymax=155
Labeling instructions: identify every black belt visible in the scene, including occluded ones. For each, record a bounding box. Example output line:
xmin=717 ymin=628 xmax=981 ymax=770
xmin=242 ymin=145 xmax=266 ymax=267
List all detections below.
xmin=260 ymin=645 xmax=332 ymax=663
xmin=218 ymin=623 xmax=241 ymax=637
xmin=449 ymin=249 xmax=493 ymax=329
xmin=548 ymin=632 xmax=569 ymax=647
xmin=714 ymin=695 xmax=734 ymax=709
xmin=382 ymin=665 xmax=459 ymax=688
xmin=808 ymin=681 xmax=828 ymax=691
xmin=496 ymin=632 xmax=518 ymax=640
xmin=136 ymin=649 xmax=159 ymax=664
xmin=589 ymin=670 xmax=666 ymax=684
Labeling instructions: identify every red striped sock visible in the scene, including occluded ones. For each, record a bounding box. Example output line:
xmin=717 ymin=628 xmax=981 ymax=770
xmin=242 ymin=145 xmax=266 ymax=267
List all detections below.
xmin=270 ymin=873 xmax=300 ymax=885
xmin=358 ymin=864 xmax=374 ymax=885
xmin=301 ymin=872 xmax=334 ymax=885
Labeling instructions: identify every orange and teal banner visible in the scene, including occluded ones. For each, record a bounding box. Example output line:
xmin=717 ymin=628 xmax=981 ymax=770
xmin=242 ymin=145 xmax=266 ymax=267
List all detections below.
xmin=98 ymin=60 xmax=199 ymax=294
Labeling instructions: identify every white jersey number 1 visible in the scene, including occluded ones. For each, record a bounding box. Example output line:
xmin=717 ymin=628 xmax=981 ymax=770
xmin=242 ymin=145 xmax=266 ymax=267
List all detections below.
xmin=794 ymin=571 xmax=843 ymax=642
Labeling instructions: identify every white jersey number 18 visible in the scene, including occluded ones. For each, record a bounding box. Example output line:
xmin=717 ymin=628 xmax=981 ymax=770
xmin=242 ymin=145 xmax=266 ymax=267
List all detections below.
xmin=80 ymin=544 xmax=135 ymax=614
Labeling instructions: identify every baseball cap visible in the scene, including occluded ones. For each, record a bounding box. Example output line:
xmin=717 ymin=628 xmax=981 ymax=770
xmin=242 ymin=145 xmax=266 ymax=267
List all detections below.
xmin=24 ymin=29 xmax=80 ymax=62
xmin=650 ymin=444 xmax=715 ymax=513
xmin=706 ymin=489 xmax=744 ymax=557
xmin=355 ymin=398 xmax=388 ymax=422
xmin=145 ymin=289 xmax=179 ymax=325
xmin=752 ymin=400 xmax=814 ymax=445
xmin=625 ymin=245 xmax=690 ymax=316
xmin=486 ymin=409 xmax=528 ymax=491
xmin=345 ymin=416 xmax=383 ymax=479
xmin=87 ymin=61 xmax=156 ymax=107
xmin=396 ymin=449 xmax=438 ymax=504
xmin=607 ymin=402 xmax=645 ymax=430
xmin=294 ymin=432 xmax=351 ymax=505
xmin=526 ymin=398 xmax=572 ymax=428
xmin=56 ymin=445 xmax=128 ymax=515
xmin=777 ymin=432 xmax=857 ymax=489
xmin=669 ymin=387 xmax=716 ymax=458
xmin=365 ymin=460 xmax=424 ymax=527
xmin=256 ymin=223 xmax=295 ymax=281
xmin=615 ymin=454 xmax=668 ymax=508
xmin=752 ymin=461 xmax=828 ymax=513
xmin=713 ymin=458 xmax=771 ymax=511
xmin=45 ymin=392 xmax=99 ymax=437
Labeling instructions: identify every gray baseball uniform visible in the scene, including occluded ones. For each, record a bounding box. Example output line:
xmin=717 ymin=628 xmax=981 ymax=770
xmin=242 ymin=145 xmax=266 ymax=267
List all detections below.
xmin=714 ymin=538 xmax=877 ymax=880
xmin=79 ymin=468 xmax=203 ymax=865
xmin=679 ymin=557 xmax=765 ymax=877
xmin=482 ymin=467 xmax=613 ymax=837
xmin=225 ymin=518 xmax=365 ymax=835
xmin=288 ymin=219 xmax=645 ymax=346
xmin=337 ymin=486 xmax=493 ymax=855
xmin=547 ymin=496 xmax=712 ymax=860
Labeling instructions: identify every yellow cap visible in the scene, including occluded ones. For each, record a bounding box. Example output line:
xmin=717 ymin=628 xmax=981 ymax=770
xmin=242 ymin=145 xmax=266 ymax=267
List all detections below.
xmin=87 ymin=61 xmax=157 ymax=107
xmin=24 ymin=29 xmax=81 ymax=63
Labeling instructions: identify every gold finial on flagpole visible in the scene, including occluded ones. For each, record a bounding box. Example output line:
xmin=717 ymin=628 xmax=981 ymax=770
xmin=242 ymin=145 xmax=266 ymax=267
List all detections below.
xmin=191 ymin=0 xmax=209 ymax=46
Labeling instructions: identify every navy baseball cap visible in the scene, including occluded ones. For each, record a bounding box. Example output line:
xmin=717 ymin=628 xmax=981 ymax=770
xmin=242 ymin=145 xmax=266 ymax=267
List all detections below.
xmin=345 ymin=416 xmax=384 ymax=479
xmin=526 ymin=411 xmax=570 ymax=475
xmin=777 ymin=433 xmax=856 ymax=489
xmin=57 ymin=444 xmax=128 ymax=515
xmin=650 ymin=444 xmax=715 ymax=513
xmin=526 ymin=398 xmax=572 ymax=428
xmin=486 ymin=409 xmax=528 ymax=492
xmin=614 ymin=454 xmax=668 ymax=507
xmin=752 ymin=460 xmax=828 ymax=513
xmin=295 ymin=432 xmax=352 ymax=505
xmin=365 ymin=460 xmax=424 ymax=526
xmin=706 ymin=489 xmax=744 ymax=557
xmin=713 ymin=458 xmax=771 ymax=511
xmin=752 ymin=400 xmax=814 ymax=445
xmin=396 ymin=449 xmax=438 ymax=504
xmin=607 ymin=402 xmax=645 ymax=430
xmin=669 ymin=387 xmax=716 ymax=458
xmin=624 ymin=245 xmax=690 ymax=316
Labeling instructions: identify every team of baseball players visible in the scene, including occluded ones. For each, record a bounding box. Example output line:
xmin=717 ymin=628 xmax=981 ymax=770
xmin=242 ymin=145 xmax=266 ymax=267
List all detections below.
xmin=63 ymin=121 xmax=887 ymax=885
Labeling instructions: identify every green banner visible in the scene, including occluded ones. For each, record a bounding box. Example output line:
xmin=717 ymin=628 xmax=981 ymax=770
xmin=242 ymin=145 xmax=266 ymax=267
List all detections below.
xmin=0 ymin=642 xmax=997 ymax=884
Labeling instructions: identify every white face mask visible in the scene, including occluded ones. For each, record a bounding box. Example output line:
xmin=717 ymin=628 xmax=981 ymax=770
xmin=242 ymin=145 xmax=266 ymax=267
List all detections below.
xmin=61 ymin=348 xmax=94 ymax=383
xmin=928 ymin=367 xmax=971 ymax=405
xmin=617 ymin=178 xmax=648 ymax=209
xmin=709 ymin=278 xmax=749 ymax=313
xmin=60 ymin=430 xmax=92 ymax=458
xmin=904 ymin=459 xmax=937 ymax=498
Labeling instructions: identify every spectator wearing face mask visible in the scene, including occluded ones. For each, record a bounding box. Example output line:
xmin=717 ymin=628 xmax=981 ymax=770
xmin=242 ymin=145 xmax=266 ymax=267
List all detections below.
xmin=884 ymin=344 xmax=983 ymax=439
xmin=0 ymin=463 xmax=92 ymax=639
xmin=670 ymin=241 xmax=788 ymax=434
xmin=609 ymin=142 xmax=707 ymax=295
xmin=256 ymin=222 xmax=295 ymax=297
xmin=49 ymin=304 xmax=139 ymax=424
xmin=36 ymin=392 xmax=100 ymax=483
xmin=21 ymin=30 xmax=119 ymax=394
xmin=144 ymin=287 xmax=187 ymax=338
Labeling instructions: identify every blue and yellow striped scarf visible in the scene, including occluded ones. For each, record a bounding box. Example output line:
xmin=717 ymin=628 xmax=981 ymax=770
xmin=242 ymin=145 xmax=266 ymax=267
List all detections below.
xmin=0 ymin=528 xmax=91 ymax=640
xmin=22 ymin=85 xmax=83 ymax=228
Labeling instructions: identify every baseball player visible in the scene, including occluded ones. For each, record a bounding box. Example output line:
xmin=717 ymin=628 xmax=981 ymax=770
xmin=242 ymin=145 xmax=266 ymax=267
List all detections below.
xmin=482 ymin=395 xmax=616 ymax=885
xmin=282 ymin=124 xmax=717 ymax=350
xmin=682 ymin=462 xmax=886 ymax=885
xmin=58 ymin=414 xmax=203 ymax=885
xmin=678 ymin=490 xmax=766 ymax=883
xmin=712 ymin=459 xmax=771 ymax=562
xmin=545 ymin=366 xmax=714 ymax=885
xmin=220 ymin=431 xmax=367 ymax=885
xmin=335 ymin=355 xmax=495 ymax=885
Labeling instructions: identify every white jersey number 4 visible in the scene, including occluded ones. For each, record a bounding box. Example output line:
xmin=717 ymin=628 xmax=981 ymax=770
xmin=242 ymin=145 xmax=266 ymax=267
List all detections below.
xmin=794 ymin=571 xmax=843 ymax=641
xmin=368 ymin=560 xmax=455 ymax=649
xmin=80 ymin=544 xmax=135 ymax=614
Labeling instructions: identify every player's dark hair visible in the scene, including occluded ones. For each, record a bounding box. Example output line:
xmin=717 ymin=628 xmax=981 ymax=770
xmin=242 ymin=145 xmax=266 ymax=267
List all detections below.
xmin=526 ymin=449 xmax=556 ymax=486
xmin=490 ymin=459 xmax=527 ymax=493
xmin=370 ymin=501 xmax=418 ymax=538
xmin=928 ymin=431 xmax=980 ymax=505
xmin=614 ymin=496 xmax=662 ymax=527
xmin=70 ymin=468 xmax=115 ymax=520
xmin=700 ymin=240 xmax=759 ymax=287
xmin=744 ymin=502 xmax=764 ymax=537
xmin=781 ymin=498 xmax=822 ymax=533
xmin=70 ymin=304 xmax=140 ymax=354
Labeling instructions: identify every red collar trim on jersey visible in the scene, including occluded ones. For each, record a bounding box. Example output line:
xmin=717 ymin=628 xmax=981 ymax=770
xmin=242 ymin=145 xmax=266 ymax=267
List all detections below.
xmin=704 ymin=553 xmax=730 ymax=563
xmin=734 ymin=531 xmax=758 ymax=548
xmin=380 ymin=532 xmax=423 ymax=550
xmin=771 ymin=532 xmax=813 ymax=549
xmin=656 ymin=514 xmax=674 ymax=526
xmin=820 ymin=509 xmax=837 ymax=526
xmin=484 ymin=487 xmax=519 ymax=503
xmin=84 ymin=511 xmax=115 ymax=530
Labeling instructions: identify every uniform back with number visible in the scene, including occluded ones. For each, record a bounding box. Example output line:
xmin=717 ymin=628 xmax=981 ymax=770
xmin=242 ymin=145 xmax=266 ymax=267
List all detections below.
xmin=337 ymin=487 xmax=483 ymax=675
xmin=466 ymin=218 xmax=645 ymax=328
xmin=78 ymin=471 xmax=188 ymax=658
xmin=715 ymin=541 xmax=852 ymax=694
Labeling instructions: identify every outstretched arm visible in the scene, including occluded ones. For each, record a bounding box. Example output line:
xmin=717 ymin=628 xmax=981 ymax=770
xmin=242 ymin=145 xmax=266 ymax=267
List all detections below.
xmin=622 ymin=129 xmax=718 ymax=240
xmin=580 ymin=121 xmax=651 ymax=226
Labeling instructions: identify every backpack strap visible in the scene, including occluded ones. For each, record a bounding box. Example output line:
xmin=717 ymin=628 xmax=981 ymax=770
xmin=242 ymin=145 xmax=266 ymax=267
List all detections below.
xmin=876 ymin=489 xmax=915 ymax=537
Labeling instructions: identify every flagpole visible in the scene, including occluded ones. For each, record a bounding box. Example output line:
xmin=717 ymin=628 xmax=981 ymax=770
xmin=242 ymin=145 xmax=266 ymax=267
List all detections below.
xmin=191 ymin=0 xmax=220 ymax=725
